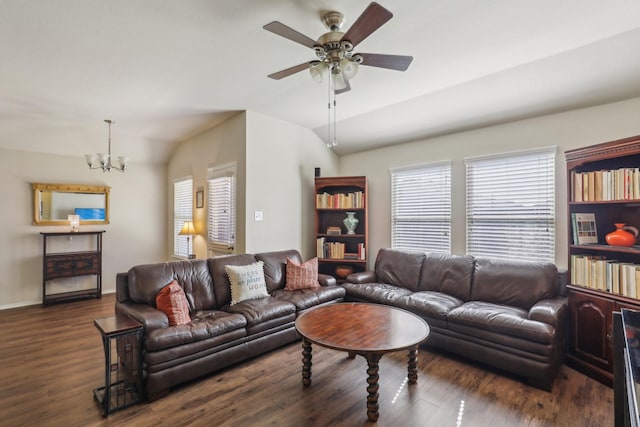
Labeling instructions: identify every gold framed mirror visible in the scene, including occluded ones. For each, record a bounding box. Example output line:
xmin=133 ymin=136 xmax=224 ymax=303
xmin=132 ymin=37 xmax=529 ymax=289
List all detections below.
xmin=32 ymin=183 xmax=111 ymax=226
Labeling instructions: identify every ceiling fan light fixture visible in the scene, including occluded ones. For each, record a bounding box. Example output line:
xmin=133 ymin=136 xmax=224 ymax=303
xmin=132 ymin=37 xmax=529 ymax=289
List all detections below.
xmin=309 ymin=61 xmax=327 ymax=83
xmin=331 ymin=68 xmax=348 ymax=91
xmin=340 ymin=58 xmax=359 ymax=80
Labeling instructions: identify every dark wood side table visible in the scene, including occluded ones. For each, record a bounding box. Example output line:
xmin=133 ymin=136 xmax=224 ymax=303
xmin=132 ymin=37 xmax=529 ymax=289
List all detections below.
xmin=93 ymin=315 xmax=144 ymax=416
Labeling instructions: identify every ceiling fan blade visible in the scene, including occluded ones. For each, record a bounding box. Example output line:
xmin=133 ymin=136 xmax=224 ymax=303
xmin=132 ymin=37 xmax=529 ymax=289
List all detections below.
xmin=267 ymin=62 xmax=311 ymax=80
xmin=263 ymin=21 xmax=318 ymax=49
xmin=341 ymin=2 xmax=393 ymax=48
xmin=359 ymin=53 xmax=413 ymax=71
xmin=335 ymin=80 xmax=351 ymax=95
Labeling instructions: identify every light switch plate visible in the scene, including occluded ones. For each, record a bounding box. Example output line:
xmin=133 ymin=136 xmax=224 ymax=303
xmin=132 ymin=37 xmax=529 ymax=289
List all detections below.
xmin=254 ymin=211 xmax=263 ymax=221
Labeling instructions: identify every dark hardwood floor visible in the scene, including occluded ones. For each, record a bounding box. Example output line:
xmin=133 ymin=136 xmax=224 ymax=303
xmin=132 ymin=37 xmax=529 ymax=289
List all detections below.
xmin=0 ymin=294 xmax=613 ymax=426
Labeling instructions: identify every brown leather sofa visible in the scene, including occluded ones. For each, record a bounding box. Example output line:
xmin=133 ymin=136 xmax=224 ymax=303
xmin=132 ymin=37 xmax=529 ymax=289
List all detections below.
xmin=342 ymin=248 xmax=567 ymax=390
xmin=115 ymin=249 xmax=345 ymax=401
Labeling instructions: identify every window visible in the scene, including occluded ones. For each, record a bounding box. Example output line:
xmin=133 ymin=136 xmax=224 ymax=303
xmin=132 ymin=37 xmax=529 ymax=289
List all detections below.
xmin=465 ymin=147 xmax=555 ymax=263
xmin=207 ymin=163 xmax=236 ymax=256
xmin=391 ymin=162 xmax=452 ymax=253
xmin=173 ymin=178 xmax=193 ymax=258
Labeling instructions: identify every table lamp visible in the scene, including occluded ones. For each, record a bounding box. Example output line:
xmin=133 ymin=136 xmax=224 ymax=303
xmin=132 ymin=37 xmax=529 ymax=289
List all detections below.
xmin=179 ymin=221 xmax=197 ymax=259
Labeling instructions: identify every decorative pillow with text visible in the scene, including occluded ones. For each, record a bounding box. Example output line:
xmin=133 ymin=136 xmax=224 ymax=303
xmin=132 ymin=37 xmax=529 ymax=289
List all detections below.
xmin=156 ymin=280 xmax=191 ymax=326
xmin=225 ymin=261 xmax=270 ymax=305
xmin=285 ymin=257 xmax=320 ymax=291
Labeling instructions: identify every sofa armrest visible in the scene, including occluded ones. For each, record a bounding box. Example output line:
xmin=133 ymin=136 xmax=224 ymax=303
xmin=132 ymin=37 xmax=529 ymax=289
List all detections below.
xmin=116 ymin=272 xmax=130 ymax=303
xmin=528 ymin=296 xmax=568 ymax=327
xmin=115 ymin=301 xmax=168 ymax=332
xmin=345 ymin=270 xmax=377 ymax=284
xmin=318 ymin=273 xmax=337 ymax=287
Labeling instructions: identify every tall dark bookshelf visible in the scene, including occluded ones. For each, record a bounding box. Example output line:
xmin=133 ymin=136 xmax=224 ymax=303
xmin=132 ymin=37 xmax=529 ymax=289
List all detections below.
xmin=315 ymin=176 xmax=368 ymax=282
xmin=566 ymin=135 xmax=640 ymax=386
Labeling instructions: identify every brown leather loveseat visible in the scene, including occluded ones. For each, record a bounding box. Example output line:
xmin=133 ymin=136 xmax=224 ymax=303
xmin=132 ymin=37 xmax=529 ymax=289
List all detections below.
xmin=115 ymin=249 xmax=345 ymax=401
xmin=342 ymin=248 xmax=567 ymax=390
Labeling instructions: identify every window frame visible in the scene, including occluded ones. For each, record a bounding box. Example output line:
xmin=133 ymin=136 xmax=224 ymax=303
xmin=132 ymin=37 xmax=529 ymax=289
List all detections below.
xmin=207 ymin=162 xmax=236 ymax=256
xmin=465 ymin=146 xmax=556 ymax=263
xmin=390 ymin=161 xmax=452 ymax=254
xmin=173 ymin=177 xmax=193 ymax=258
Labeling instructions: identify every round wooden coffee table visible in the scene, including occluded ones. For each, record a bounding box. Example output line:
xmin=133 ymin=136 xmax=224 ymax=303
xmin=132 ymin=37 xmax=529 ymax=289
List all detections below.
xmin=295 ymin=302 xmax=430 ymax=422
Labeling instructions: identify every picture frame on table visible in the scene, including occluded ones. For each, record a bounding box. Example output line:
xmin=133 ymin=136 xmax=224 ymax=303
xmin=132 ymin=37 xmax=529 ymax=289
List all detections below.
xmin=196 ymin=190 xmax=204 ymax=208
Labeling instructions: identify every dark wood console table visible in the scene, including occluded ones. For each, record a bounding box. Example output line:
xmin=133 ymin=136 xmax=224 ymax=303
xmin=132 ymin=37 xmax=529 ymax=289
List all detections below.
xmin=41 ymin=231 xmax=105 ymax=306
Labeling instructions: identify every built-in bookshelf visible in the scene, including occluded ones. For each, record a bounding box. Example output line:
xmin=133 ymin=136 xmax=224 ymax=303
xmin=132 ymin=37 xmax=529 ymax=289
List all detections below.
xmin=565 ymin=135 xmax=640 ymax=386
xmin=315 ymin=176 xmax=368 ymax=281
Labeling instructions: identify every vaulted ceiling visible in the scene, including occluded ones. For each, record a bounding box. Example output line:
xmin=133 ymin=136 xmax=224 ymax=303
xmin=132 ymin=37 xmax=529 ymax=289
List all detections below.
xmin=2 ymin=1 xmax=640 ymax=164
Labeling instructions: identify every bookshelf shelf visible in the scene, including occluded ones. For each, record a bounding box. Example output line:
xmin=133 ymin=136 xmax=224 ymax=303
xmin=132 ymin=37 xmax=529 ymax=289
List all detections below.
xmin=565 ymin=134 xmax=640 ymax=386
xmin=315 ymin=176 xmax=368 ymax=281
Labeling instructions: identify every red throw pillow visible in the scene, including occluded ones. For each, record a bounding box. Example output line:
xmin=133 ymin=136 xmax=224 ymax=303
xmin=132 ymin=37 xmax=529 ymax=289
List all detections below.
xmin=156 ymin=280 xmax=191 ymax=326
xmin=285 ymin=257 xmax=320 ymax=291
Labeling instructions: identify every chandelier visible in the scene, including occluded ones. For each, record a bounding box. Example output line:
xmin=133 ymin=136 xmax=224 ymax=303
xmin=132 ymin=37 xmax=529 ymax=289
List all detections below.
xmin=85 ymin=119 xmax=128 ymax=172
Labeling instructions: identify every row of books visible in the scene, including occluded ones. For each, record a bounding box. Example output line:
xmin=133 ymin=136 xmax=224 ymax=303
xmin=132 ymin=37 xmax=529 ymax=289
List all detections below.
xmin=571 ymin=168 xmax=640 ymax=202
xmin=316 ymin=238 xmax=365 ymax=260
xmin=316 ymin=191 xmax=364 ymax=209
xmin=571 ymin=254 xmax=640 ymax=298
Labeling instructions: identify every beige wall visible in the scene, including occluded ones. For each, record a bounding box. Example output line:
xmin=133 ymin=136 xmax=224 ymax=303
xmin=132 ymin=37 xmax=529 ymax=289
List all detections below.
xmin=168 ymin=112 xmax=247 ymax=257
xmin=245 ymin=111 xmax=339 ymax=258
xmin=168 ymin=110 xmax=337 ymax=259
xmin=339 ymin=96 xmax=640 ymax=269
xmin=0 ymin=147 xmax=166 ymax=309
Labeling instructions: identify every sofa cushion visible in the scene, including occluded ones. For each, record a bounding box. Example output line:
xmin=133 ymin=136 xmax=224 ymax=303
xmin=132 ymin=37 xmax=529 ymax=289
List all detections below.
xmin=447 ymin=301 xmax=555 ymax=345
xmin=255 ymin=249 xmax=302 ymax=293
xmin=272 ymin=286 xmax=345 ymax=311
xmin=471 ymin=258 xmax=557 ymax=310
xmin=374 ymin=248 xmax=426 ymax=292
xmin=223 ymin=297 xmax=297 ymax=335
xmin=225 ymin=261 xmax=270 ymax=306
xmin=156 ymin=280 xmax=191 ymax=326
xmin=285 ymin=257 xmax=320 ymax=290
xmin=342 ymin=282 xmax=412 ymax=305
xmin=400 ymin=291 xmax=463 ymax=321
xmin=128 ymin=260 xmax=217 ymax=310
xmin=208 ymin=254 xmax=259 ymax=307
xmin=418 ymin=253 xmax=474 ymax=301
xmin=145 ymin=309 xmax=247 ymax=352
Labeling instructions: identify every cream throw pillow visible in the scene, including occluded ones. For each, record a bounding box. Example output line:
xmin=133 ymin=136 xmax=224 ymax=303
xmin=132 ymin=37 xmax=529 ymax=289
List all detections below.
xmin=225 ymin=261 xmax=270 ymax=305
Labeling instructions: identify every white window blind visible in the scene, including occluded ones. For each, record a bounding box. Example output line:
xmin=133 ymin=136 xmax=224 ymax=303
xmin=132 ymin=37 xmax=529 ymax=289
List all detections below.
xmin=391 ymin=162 xmax=452 ymax=253
xmin=207 ymin=164 xmax=236 ymax=256
xmin=173 ymin=178 xmax=193 ymax=258
xmin=465 ymin=147 xmax=556 ymax=263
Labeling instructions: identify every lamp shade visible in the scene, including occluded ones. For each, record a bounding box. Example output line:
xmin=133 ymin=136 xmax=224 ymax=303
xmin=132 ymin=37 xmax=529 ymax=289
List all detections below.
xmin=179 ymin=221 xmax=197 ymax=236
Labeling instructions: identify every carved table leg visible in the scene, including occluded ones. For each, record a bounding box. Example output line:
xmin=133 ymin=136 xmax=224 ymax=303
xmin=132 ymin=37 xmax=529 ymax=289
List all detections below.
xmin=365 ymin=353 xmax=382 ymax=422
xmin=301 ymin=339 xmax=312 ymax=387
xmin=408 ymin=346 xmax=418 ymax=384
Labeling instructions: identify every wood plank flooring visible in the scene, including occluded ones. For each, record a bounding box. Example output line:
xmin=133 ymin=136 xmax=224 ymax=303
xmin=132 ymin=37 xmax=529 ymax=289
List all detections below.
xmin=0 ymin=294 xmax=613 ymax=426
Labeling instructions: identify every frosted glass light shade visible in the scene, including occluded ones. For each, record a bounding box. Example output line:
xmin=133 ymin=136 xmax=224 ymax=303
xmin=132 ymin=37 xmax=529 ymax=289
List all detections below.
xmin=85 ymin=154 xmax=97 ymax=167
xmin=309 ymin=62 xmax=327 ymax=83
xmin=340 ymin=59 xmax=358 ymax=80
xmin=332 ymin=71 xmax=347 ymax=90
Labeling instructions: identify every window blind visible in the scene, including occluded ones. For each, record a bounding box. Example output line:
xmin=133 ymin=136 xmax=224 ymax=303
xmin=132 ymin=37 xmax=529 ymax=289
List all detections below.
xmin=207 ymin=164 xmax=236 ymax=256
xmin=173 ymin=178 xmax=193 ymax=258
xmin=465 ymin=147 xmax=555 ymax=263
xmin=391 ymin=162 xmax=451 ymax=253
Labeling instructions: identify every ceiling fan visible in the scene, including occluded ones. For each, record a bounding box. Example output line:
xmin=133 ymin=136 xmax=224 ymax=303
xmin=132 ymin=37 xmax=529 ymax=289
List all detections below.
xmin=264 ymin=2 xmax=413 ymax=94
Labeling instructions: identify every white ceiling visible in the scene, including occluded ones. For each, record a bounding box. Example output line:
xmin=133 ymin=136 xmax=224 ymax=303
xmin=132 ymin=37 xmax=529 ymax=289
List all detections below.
xmin=2 ymin=1 xmax=640 ymax=164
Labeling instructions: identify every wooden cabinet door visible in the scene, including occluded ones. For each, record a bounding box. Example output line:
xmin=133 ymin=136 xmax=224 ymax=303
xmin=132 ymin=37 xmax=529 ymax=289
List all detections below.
xmin=568 ymin=289 xmax=615 ymax=371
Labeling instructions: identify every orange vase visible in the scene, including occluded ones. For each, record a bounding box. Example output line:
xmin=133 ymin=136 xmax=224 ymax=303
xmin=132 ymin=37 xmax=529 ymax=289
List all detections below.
xmin=605 ymin=223 xmax=639 ymax=247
